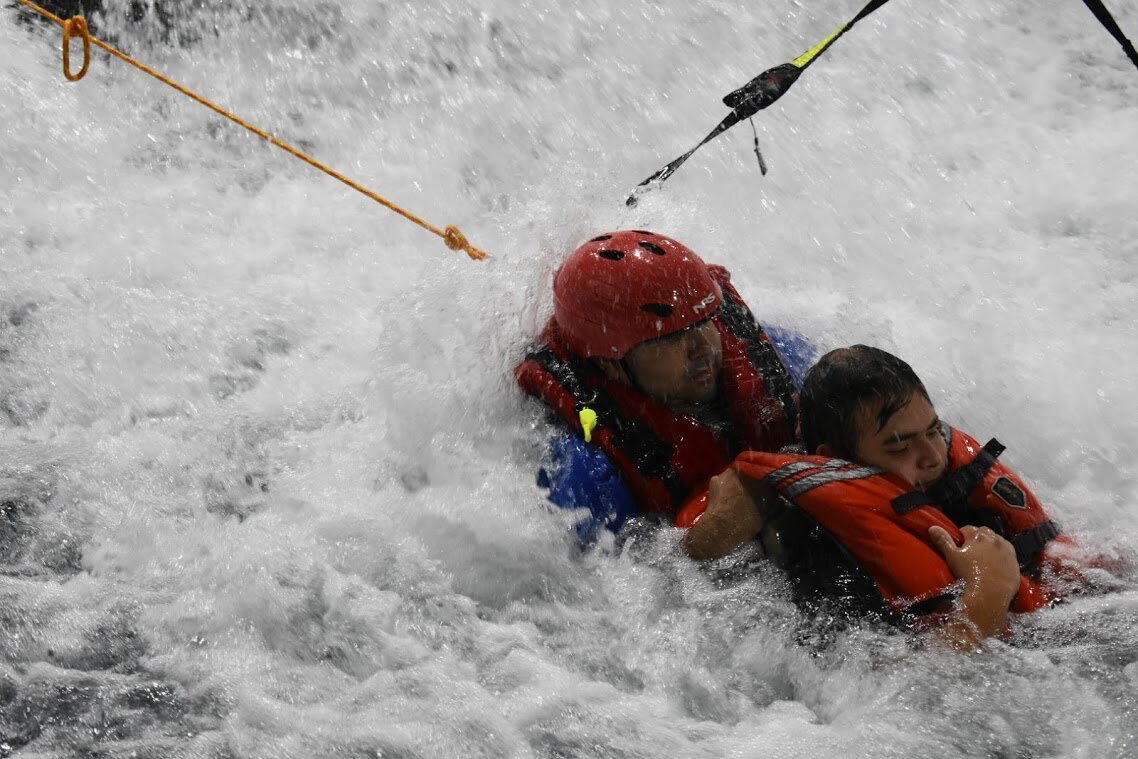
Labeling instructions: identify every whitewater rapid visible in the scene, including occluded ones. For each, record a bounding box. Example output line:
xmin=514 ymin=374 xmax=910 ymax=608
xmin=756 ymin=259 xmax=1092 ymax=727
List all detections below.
xmin=3 ymin=0 xmax=1137 ymax=756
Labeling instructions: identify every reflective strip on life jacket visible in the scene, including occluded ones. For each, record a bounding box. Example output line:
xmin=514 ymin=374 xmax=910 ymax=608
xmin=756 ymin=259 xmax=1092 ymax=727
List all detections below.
xmin=779 ymin=461 xmax=890 ymax=501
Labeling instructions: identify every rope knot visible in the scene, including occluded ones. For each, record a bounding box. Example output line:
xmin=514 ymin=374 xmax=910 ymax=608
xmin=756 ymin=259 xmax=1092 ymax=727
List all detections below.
xmin=444 ymin=224 xmax=489 ymax=261
xmin=62 ymin=16 xmax=91 ymax=82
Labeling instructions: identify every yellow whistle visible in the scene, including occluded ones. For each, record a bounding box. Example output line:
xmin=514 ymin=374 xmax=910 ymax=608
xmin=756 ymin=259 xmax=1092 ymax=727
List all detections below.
xmin=578 ymin=407 xmax=598 ymax=443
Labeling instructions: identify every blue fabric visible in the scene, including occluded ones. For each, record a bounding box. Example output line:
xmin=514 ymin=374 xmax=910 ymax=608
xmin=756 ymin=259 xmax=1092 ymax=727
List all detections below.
xmin=762 ymin=324 xmax=817 ymax=390
xmin=537 ymin=326 xmax=817 ymax=545
xmin=537 ymin=433 xmax=639 ymax=545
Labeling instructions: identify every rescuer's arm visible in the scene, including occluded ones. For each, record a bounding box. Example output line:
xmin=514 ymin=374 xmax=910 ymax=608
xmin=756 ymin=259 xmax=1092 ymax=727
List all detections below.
xmin=928 ymin=525 xmax=1022 ymax=650
xmin=682 ymin=469 xmax=779 ymax=560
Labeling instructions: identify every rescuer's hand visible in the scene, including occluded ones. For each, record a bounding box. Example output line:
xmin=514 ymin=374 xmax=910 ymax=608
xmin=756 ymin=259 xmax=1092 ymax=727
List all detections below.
xmin=682 ymin=469 xmax=767 ymax=561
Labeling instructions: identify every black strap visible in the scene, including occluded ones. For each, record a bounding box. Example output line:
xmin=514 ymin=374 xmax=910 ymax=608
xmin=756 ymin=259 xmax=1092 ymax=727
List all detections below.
xmin=1010 ymin=520 xmax=1062 ymax=568
xmin=627 ymin=0 xmax=1136 ymax=207
xmin=526 ymin=346 xmax=592 ymax=404
xmin=527 ymin=347 xmax=688 ymax=508
xmin=626 ymin=0 xmax=895 ymax=205
xmin=890 ymin=436 xmax=1062 ymax=566
xmin=716 ymin=287 xmax=799 ymax=443
xmin=1081 ymin=0 xmax=1138 ymax=69
xmin=626 ymin=64 xmax=804 ymax=206
xmin=891 ymin=437 xmax=1005 ymax=514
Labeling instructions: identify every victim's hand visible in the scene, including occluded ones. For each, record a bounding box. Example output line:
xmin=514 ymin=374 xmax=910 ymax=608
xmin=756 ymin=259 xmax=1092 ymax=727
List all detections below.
xmin=929 ymin=524 xmax=1021 ymax=647
xmin=929 ymin=524 xmax=1021 ymax=597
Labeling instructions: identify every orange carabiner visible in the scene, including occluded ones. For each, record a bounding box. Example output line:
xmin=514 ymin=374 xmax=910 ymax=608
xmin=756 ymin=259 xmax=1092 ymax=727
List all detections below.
xmin=62 ymin=16 xmax=91 ymax=82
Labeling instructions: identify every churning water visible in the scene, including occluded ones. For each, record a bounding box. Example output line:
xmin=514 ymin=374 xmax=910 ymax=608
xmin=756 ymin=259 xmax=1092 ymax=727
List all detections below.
xmin=2 ymin=0 xmax=1137 ymax=756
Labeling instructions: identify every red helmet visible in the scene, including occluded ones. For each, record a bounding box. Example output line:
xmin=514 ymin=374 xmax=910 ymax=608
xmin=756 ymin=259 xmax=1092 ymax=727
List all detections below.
xmin=553 ymin=230 xmax=723 ymax=358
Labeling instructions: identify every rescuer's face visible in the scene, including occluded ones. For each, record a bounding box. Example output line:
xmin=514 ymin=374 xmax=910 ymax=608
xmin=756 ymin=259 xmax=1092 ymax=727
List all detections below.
xmin=852 ymin=391 xmax=948 ymax=491
xmin=623 ymin=318 xmax=723 ymax=407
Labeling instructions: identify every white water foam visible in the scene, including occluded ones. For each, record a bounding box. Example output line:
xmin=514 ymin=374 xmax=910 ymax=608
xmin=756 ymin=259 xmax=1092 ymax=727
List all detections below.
xmin=2 ymin=0 xmax=1137 ymax=756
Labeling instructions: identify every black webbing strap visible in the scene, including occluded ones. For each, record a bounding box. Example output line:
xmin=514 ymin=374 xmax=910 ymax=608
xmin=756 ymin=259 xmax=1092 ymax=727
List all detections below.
xmin=1010 ymin=520 xmax=1062 ymax=568
xmin=891 ymin=437 xmax=1005 ymax=514
xmin=1081 ymin=0 xmax=1138 ymax=69
xmin=627 ymin=0 xmax=1136 ymax=206
xmin=526 ymin=346 xmax=591 ymax=404
xmin=626 ymin=0 xmax=896 ymax=205
xmin=527 ymin=347 xmax=688 ymax=508
xmin=889 ymin=436 xmax=1061 ymax=566
xmin=716 ymin=287 xmax=799 ymax=441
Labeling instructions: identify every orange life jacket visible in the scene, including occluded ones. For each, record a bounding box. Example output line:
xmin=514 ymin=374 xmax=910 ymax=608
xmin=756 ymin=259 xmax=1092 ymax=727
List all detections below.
xmin=677 ymin=426 xmax=1072 ymax=614
xmin=515 ymin=266 xmax=798 ymax=518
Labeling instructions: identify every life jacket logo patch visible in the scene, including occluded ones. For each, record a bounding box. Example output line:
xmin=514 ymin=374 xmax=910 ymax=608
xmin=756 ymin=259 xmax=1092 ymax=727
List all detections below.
xmin=992 ymin=476 xmax=1027 ymax=509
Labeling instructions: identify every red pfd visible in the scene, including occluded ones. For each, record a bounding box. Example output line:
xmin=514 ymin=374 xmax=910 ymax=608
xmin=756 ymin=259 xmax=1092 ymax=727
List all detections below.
xmin=515 ymin=266 xmax=798 ymax=518
xmin=679 ymin=426 xmax=1073 ymax=614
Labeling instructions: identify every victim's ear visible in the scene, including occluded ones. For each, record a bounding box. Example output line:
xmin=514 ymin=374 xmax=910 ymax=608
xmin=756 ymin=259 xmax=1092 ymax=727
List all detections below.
xmin=816 ymin=443 xmax=833 ymax=457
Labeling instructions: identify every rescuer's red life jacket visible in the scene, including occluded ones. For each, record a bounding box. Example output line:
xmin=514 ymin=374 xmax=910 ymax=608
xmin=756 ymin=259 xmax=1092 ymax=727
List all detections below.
xmin=516 ymin=266 xmax=798 ymax=517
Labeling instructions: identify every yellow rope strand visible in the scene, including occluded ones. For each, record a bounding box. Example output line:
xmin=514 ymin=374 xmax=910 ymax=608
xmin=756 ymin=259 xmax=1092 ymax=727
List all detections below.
xmin=16 ymin=0 xmax=489 ymax=261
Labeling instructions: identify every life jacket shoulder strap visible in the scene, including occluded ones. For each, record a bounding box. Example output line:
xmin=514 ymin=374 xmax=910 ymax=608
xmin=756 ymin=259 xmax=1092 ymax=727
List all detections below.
xmin=712 ymin=270 xmax=799 ymax=439
xmin=890 ymin=436 xmax=1005 ymax=514
xmin=525 ymin=345 xmax=688 ymax=509
xmin=1010 ymin=520 xmax=1062 ymax=568
xmin=525 ymin=345 xmax=593 ymax=406
xmin=889 ymin=433 xmax=1061 ymax=568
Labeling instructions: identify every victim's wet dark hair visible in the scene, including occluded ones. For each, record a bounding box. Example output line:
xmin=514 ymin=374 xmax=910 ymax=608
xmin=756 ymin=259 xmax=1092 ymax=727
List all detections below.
xmin=799 ymin=345 xmax=930 ymax=459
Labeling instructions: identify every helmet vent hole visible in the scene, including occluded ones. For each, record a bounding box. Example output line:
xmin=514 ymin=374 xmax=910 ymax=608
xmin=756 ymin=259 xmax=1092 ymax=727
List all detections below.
xmin=631 ymin=230 xmax=654 ymax=235
xmin=641 ymin=303 xmax=674 ymax=317
xmin=598 ymin=249 xmax=624 ymax=260
xmin=639 ymin=241 xmax=667 ymax=256
xmin=590 ymin=234 xmax=613 ymax=242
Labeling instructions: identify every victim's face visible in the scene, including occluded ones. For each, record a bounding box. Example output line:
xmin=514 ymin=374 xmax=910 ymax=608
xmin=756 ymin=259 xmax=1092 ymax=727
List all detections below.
xmin=623 ymin=318 xmax=723 ymax=407
xmin=853 ymin=391 xmax=948 ymax=490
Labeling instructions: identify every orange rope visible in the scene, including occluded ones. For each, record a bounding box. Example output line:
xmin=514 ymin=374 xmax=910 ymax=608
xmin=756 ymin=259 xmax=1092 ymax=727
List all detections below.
xmin=61 ymin=16 xmax=90 ymax=81
xmin=16 ymin=0 xmax=489 ymax=261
